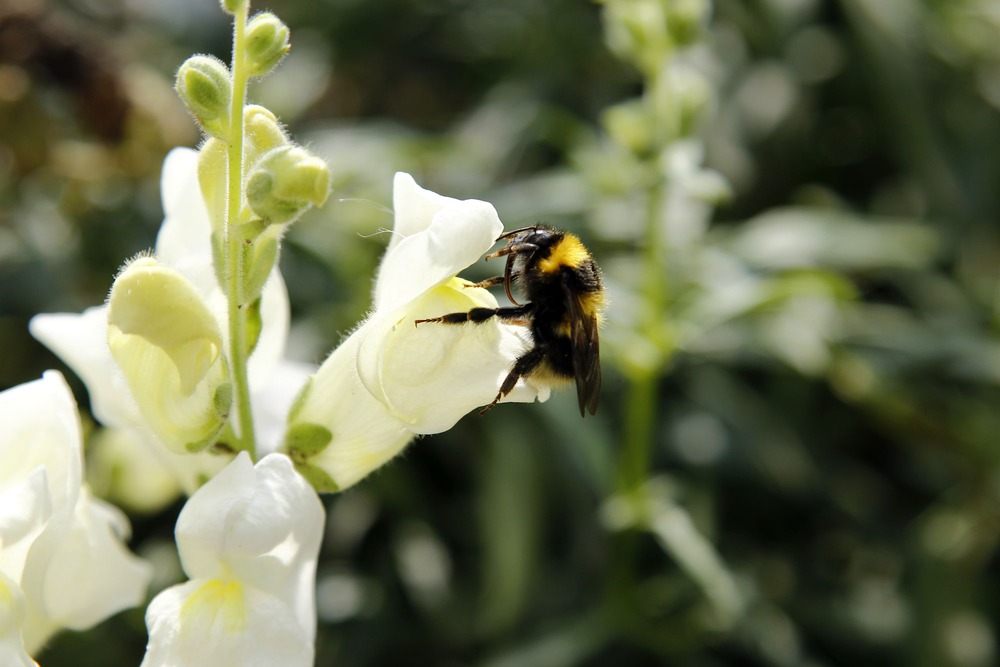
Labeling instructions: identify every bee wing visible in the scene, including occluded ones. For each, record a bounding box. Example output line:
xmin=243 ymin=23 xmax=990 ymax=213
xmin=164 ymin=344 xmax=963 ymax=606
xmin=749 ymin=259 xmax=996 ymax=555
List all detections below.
xmin=563 ymin=275 xmax=601 ymax=416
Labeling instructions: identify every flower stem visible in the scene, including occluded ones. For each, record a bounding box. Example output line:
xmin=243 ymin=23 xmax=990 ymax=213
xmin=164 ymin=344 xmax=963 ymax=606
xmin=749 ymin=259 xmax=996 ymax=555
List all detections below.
xmin=617 ymin=177 xmax=666 ymax=499
xmin=225 ymin=1 xmax=256 ymax=457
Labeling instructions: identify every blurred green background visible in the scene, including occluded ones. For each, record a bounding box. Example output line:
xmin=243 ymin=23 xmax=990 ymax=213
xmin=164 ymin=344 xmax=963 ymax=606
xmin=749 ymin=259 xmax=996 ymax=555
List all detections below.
xmin=3 ymin=0 xmax=1000 ymax=665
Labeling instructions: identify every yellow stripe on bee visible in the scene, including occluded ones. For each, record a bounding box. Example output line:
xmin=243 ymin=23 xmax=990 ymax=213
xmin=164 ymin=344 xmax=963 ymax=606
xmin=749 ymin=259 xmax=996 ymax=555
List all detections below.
xmin=538 ymin=234 xmax=591 ymax=274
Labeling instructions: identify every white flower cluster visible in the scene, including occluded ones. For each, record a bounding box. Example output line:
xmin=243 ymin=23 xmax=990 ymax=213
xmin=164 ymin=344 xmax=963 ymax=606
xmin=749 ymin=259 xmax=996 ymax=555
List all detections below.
xmin=14 ymin=145 xmax=545 ymax=663
xmin=12 ymin=1 xmax=549 ymax=661
xmin=0 ymin=372 xmax=150 ymax=664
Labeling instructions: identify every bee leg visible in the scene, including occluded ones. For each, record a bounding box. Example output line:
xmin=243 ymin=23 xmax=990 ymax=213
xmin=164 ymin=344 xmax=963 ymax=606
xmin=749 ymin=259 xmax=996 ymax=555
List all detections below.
xmin=480 ymin=347 xmax=544 ymax=414
xmin=415 ymin=306 xmax=527 ymax=327
xmin=463 ymin=274 xmax=516 ymax=289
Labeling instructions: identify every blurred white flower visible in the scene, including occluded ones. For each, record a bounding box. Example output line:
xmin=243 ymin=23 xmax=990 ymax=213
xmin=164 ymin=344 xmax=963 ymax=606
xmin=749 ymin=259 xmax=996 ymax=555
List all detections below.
xmin=141 ymin=452 xmax=323 ymax=667
xmin=285 ymin=172 xmax=547 ymax=492
xmin=30 ymin=148 xmax=312 ymax=498
xmin=0 ymin=372 xmax=151 ymax=655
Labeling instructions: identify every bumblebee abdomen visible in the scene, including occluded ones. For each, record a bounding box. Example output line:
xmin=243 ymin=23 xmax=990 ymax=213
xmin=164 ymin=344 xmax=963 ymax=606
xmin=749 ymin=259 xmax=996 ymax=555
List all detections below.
xmin=529 ymin=317 xmax=576 ymax=379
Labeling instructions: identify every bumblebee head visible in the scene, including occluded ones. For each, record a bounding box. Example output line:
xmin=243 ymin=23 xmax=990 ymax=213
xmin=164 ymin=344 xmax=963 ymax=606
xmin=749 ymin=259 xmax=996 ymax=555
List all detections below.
xmin=495 ymin=225 xmax=562 ymax=250
xmin=484 ymin=226 xmax=564 ymax=306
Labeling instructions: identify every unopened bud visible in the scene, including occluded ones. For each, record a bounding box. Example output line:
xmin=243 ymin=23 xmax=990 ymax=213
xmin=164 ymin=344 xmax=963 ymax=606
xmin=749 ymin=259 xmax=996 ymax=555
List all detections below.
xmin=666 ymin=0 xmax=710 ymax=48
xmin=245 ymin=146 xmax=330 ymax=225
xmin=245 ymin=13 xmax=291 ymax=78
xmin=244 ymin=105 xmax=288 ymax=163
xmin=176 ymin=56 xmax=232 ymax=139
xmin=220 ymin=0 xmax=245 ymax=15
xmin=602 ymin=100 xmax=654 ymax=157
xmin=107 ymin=256 xmax=229 ymax=453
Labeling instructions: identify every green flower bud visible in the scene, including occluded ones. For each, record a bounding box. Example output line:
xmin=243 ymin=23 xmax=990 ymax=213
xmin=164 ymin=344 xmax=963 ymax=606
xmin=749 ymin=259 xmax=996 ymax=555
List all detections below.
xmin=666 ymin=0 xmax=710 ymax=48
xmin=175 ymin=56 xmax=232 ymax=139
xmin=653 ymin=63 xmax=711 ymax=140
xmin=107 ymin=256 xmax=229 ymax=453
xmin=603 ymin=0 xmax=670 ymax=75
xmin=245 ymin=146 xmax=330 ymax=225
xmin=244 ymin=105 xmax=289 ymax=166
xmin=220 ymin=0 xmax=245 ymax=14
xmin=245 ymin=12 xmax=291 ymax=78
xmin=602 ymin=100 xmax=655 ymax=157
xmin=198 ymin=106 xmax=289 ymax=243
xmin=198 ymin=138 xmax=228 ymax=237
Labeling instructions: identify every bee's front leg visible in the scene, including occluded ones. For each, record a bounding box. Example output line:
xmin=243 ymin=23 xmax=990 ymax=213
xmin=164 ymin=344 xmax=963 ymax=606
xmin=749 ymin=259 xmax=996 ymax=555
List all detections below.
xmin=415 ymin=306 xmax=529 ymax=327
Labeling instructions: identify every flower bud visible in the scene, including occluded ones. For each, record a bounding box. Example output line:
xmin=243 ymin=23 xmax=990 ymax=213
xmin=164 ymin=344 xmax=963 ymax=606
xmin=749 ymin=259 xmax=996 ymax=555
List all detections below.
xmin=603 ymin=0 xmax=670 ymax=75
xmin=197 ymin=138 xmax=227 ymax=238
xmin=653 ymin=62 xmax=711 ymax=140
xmin=220 ymin=0 xmax=245 ymax=14
xmin=245 ymin=12 xmax=291 ymax=78
xmin=666 ymin=0 xmax=710 ymax=48
xmin=244 ymin=105 xmax=289 ymax=166
xmin=198 ymin=106 xmax=288 ymax=242
xmin=245 ymin=146 xmax=330 ymax=225
xmin=602 ymin=100 xmax=655 ymax=157
xmin=107 ymin=256 xmax=230 ymax=453
xmin=175 ymin=56 xmax=232 ymax=139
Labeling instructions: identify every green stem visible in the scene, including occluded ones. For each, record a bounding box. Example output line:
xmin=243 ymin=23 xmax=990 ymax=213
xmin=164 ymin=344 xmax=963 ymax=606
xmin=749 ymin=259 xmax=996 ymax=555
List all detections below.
xmin=225 ymin=2 xmax=256 ymax=457
xmin=618 ymin=372 xmax=657 ymax=496
xmin=615 ymin=178 xmax=666 ymax=499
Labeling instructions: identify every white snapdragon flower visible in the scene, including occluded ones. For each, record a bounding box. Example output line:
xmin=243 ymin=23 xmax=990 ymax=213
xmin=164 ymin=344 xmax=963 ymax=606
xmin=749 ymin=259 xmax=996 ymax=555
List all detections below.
xmin=0 ymin=572 xmax=35 ymax=667
xmin=141 ymin=452 xmax=323 ymax=667
xmin=0 ymin=372 xmax=151 ymax=655
xmin=285 ymin=173 xmax=549 ymax=492
xmin=30 ymin=148 xmax=312 ymax=497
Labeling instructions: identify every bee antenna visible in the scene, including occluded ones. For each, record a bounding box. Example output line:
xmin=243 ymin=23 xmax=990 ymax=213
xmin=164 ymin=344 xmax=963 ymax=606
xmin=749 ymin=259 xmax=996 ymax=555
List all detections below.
xmin=495 ymin=225 xmax=540 ymax=242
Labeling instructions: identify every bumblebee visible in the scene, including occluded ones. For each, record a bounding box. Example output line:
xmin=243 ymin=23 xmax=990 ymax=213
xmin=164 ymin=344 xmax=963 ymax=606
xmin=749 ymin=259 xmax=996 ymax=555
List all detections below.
xmin=416 ymin=225 xmax=604 ymax=416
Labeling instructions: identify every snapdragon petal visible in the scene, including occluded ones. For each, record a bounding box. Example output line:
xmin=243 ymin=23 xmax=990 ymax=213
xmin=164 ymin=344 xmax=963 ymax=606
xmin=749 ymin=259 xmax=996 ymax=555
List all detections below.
xmin=29 ymin=307 xmax=142 ymax=428
xmin=142 ymin=579 xmax=311 ymax=667
xmin=39 ymin=490 xmax=152 ymax=631
xmin=157 ymin=148 xmax=213 ymax=267
xmin=0 ymin=373 xmax=82 ymax=512
xmin=108 ymin=258 xmax=229 ymax=453
xmin=157 ymin=146 xmax=291 ymax=391
xmin=0 ymin=574 xmax=35 ymax=667
xmin=175 ymin=453 xmax=323 ymax=640
xmin=387 ymin=172 xmax=456 ymax=250
xmin=0 ymin=373 xmax=82 ymax=597
xmin=252 ymin=360 xmax=315 ymax=456
xmin=247 ymin=273 xmax=291 ymax=391
xmin=108 ymin=257 xmax=223 ymax=394
xmin=0 ymin=373 xmax=149 ymax=654
xmin=374 ymin=173 xmax=503 ymax=312
xmin=286 ymin=329 xmax=412 ymax=492
xmin=0 ymin=470 xmax=51 ymax=585
xmin=358 ymin=279 xmax=540 ymax=433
